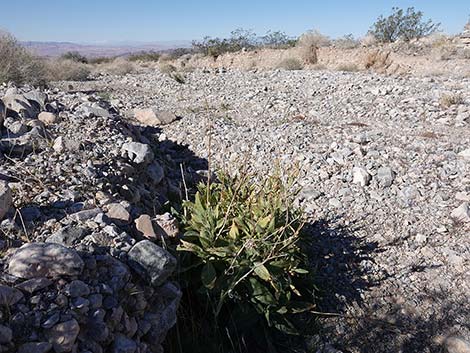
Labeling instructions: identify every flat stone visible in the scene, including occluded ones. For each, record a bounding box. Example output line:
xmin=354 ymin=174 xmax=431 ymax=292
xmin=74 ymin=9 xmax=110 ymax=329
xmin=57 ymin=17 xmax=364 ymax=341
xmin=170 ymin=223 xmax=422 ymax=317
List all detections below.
xmin=47 ymin=319 xmax=80 ymax=353
xmin=127 ymin=240 xmax=177 ymax=286
xmin=134 ymin=108 xmax=177 ymax=126
xmin=0 ymin=183 xmax=12 ymax=220
xmin=8 ymin=243 xmax=84 ymax=279
xmin=155 ymin=213 xmax=180 ymax=238
xmin=15 ymin=277 xmax=53 ymax=294
xmin=70 ymin=208 xmax=101 ymax=222
xmin=18 ymin=342 xmax=53 ymax=353
xmin=79 ymin=104 xmax=111 ymax=118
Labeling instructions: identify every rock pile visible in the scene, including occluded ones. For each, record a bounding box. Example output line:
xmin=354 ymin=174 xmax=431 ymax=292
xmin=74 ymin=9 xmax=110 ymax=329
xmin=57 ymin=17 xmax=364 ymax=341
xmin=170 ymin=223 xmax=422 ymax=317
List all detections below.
xmin=0 ymin=84 xmax=200 ymax=352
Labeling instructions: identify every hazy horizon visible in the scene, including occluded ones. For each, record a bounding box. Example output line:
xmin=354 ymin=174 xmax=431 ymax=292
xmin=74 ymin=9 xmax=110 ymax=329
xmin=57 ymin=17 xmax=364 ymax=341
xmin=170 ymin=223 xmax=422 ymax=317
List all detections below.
xmin=2 ymin=0 xmax=469 ymax=43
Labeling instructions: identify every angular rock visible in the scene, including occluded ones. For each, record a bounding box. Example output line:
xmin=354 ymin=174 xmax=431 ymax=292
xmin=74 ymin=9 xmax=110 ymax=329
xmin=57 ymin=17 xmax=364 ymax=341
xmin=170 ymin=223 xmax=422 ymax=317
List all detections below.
xmin=47 ymin=319 xmax=80 ymax=353
xmin=8 ymin=243 xmax=84 ymax=279
xmin=443 ymin=335 xmax=470 ymax=353
xmin=155 ymin=213 xmax=180 ymax=238
xmin=0 ymin=324 xmax=12 ymax=344
xmin=0 ymin=284 xmax=24 ymax=306
xmin=38 ymin=112 xmax=59 ymax=125
xmin=352 ymin=167 xmax=371 ymax=187
xmin=112 ymin=334 xmax=137 ymax=353
xmin=79 ymin=104 xmax=111 ymax=118
xmin=106 ymin=203 xmax=131 ymax=224
xmin=134 ymin=108 xmax=177 ymax=126
xmin=451 ymin=202 xmax=470 ymax=223
xmin=458 ymin=148 xmax=470 ymax=160
xmin=376 ymin=166 xmax=395 ymax=187
xmin=46 ymin=226 xmax=88 ymax=246
xmin=0 ymin=182 xmax=12 ymax=220
xmin=127 ymin=240 xmax=177 ymax=286
xmin=135 ymin=214 xmax=157 ymax=238
xmin=121 ymin=142 xmax=154 ymax=164
xmin=64 ymin=280 xmax=90 ymax=297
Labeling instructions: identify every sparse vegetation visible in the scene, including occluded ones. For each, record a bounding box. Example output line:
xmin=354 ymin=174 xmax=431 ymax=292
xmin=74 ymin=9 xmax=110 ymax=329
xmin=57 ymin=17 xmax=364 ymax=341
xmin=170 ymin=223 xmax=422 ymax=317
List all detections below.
xmin=296 ymin=30 xmax=328 ymax=65
xmin=261 ymin=30 xmax=297 ymax=49
xmin=334 ymin=34 xmax=360 ymax=49
xmin=364 ymin=50 xmax=393 ymax=71
xmin=60 ymin=51 xmax=88 ymax=63
xmin=128 ymin=51 xmax=161 ymax=62
xmin=369 ymin=7 xmax=441 ymax=43
xmin=0 ymin=32 xmax=47 ymax=86
xmin=100 ymin=57 xmax=135 ymax=75
xmin=159 ymin=63 xmax=185 ymax=83
xmin=439 ymin=93 xmax=464 ymax=108
xmin=277 ymin=58 xmax=304 ymax=70
xmin=175 ymin=169 xmax=317 ymax=352
xmin=46 ymin=59 xmax=90 ymax=81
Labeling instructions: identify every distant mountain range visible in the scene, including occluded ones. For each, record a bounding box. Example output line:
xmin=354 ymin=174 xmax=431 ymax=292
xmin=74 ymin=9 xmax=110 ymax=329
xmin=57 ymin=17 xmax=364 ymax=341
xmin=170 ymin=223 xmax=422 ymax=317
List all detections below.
xmin=21 ymin=40 xmax=192 ymax=57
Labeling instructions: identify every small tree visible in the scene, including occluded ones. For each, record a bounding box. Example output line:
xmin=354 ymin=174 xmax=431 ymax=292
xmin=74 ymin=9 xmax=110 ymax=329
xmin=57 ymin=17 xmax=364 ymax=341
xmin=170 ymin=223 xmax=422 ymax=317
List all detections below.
xmin=261 ymin=30 xmax=296 ymax=48
xmin=370 ymin=7 xmax=440 ymax=43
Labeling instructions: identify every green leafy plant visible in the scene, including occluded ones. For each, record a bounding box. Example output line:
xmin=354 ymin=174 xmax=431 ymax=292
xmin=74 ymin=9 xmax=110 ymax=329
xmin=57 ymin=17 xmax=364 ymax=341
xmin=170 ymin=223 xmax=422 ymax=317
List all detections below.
xmin=369 ymin=7 xmax=440 ymax=43
xmin=176 ymin=169 xmax=317 ymax=351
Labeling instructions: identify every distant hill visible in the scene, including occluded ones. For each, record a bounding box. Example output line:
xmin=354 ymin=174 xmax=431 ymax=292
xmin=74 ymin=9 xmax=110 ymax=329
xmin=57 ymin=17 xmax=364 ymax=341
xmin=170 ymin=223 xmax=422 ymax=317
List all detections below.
xmin=21 ymin=40 xmax=192 ymax=57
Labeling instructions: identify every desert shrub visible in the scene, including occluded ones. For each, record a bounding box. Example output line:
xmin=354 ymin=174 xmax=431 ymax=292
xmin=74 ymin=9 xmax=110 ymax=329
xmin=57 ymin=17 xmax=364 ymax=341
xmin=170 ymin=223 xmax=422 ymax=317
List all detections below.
xmin=192 ymin=28 xmax=258 ymax=58
xmin=297 ymin=30 xmax=328 ymax=65
xmin=175 ymin=170 xmax=317 ymax=352
xmin=101 ymin=57 xmax=135 ymax=75
xmin=159 ymin=63 xmax=177 ymax=75
xmin=60 ymin=51 xmax=88 ymax=63
xmin=334 ymin=34 xmax=360 ymax=49
xmin=46 ymin=59 xmax=90 ymax=81
xmin=88 ymin=56 xmax=114 ymax=64
xmin=159 ymin=63 xmax=185 ymax=83
xmin=369 ymin=7 xmax=440 ymax=43
xmin=277 ymin=58 xmax=304 ymax=70
xmin=364 ymin=50 xmax=393 ymax=70
xmin=261 ymin=30 xmax=297 ymax=49
xmin=439 ymin=45 xmax=458 ymax=61
xmin=439 ymin=93 xmax=464 ymax=108
xmin=0 ymin=33 xmax=48 ymax=86
xmin=128 ymin=51 xmax=161 ymax=62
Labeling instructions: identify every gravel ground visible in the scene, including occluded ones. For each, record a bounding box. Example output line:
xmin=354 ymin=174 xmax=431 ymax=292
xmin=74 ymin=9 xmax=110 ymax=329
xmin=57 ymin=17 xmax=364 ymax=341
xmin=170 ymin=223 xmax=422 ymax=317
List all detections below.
xmin=57 ymin=67 xmax=470 ymax=353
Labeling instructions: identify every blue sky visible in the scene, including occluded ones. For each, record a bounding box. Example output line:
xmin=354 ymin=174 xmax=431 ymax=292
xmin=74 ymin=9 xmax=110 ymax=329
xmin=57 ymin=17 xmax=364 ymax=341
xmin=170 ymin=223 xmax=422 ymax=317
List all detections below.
xmin=2 ymin=0 xmax=469 ymax=43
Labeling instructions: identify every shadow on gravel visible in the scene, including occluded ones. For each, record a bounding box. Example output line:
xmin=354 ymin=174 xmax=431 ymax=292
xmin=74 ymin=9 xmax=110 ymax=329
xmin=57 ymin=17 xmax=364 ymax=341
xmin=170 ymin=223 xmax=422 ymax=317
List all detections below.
xmin=305 ymin=219 xmax=379 ymax=313
xmin=333 ymin=289 xmax=470 ymax=353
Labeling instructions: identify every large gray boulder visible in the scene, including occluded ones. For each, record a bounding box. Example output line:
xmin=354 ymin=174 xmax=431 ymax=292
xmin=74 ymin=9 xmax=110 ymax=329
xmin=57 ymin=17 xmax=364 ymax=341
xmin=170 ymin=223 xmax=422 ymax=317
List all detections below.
xmin=127 ymin=240 xmax=176 ymax=286
xmin=2 ymin=94 xmax=39 ymax=119
xmin=8 ymin=243 xmax=84 ymax=279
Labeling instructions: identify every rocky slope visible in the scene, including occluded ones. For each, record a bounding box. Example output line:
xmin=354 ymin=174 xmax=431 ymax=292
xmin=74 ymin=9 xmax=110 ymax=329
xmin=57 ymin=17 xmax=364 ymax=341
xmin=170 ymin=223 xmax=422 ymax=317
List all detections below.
xmin=63 ymin=66 xmax=470 ymax=352
xmin=0 ymin=85 xmax=207 ymax=352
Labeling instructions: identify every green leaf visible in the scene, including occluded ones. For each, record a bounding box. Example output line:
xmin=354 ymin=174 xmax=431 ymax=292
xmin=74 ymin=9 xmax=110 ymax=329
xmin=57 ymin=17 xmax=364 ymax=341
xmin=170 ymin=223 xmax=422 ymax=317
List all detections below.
xmin=293 ymin=268 xmax=309 ymax=274
xmin=201 ymin=262 xmax=217 ymax=289
xmin=258 ymin=215 xmax=272 ymax=228
xmin=254 ymin=263 xmax=271 ymax=282
xmin=228 ymin=222 xmax=239 ymax=239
